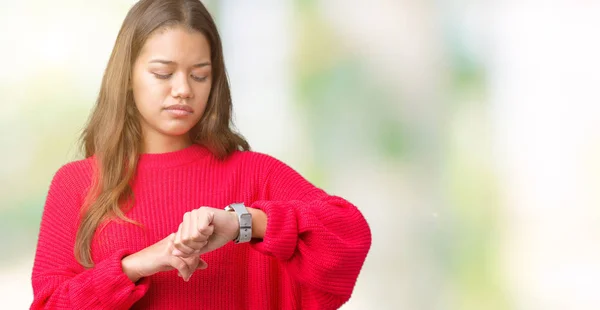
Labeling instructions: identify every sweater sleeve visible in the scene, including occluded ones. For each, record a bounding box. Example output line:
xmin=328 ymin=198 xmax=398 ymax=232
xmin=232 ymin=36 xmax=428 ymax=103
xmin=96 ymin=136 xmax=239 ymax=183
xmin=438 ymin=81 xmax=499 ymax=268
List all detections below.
xmin=249 ymin=155 xmax=372 ymax=310
xmin=30 ymin=162 xmax=150 ymax=310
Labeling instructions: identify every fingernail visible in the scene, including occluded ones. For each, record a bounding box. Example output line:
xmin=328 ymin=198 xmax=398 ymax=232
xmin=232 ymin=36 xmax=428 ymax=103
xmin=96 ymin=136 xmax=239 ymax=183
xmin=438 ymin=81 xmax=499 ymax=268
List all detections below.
xmin=172 ymin=249 xmax=182 ymax=256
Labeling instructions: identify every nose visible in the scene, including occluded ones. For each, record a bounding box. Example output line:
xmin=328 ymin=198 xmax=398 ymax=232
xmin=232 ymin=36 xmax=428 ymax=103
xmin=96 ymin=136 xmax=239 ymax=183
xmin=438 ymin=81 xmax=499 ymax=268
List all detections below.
xmin=171 ymin=73 xmax=193 ymax=99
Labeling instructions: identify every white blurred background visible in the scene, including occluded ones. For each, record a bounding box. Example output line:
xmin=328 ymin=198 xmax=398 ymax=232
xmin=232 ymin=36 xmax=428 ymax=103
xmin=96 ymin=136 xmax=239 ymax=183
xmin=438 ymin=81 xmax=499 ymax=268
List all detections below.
xmin=1 ymin=0 xmax=599 ymax=309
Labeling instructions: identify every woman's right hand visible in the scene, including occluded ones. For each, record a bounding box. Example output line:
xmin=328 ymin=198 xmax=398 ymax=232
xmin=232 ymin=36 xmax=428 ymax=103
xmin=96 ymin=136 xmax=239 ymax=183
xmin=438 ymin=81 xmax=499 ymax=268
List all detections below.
xmin=121 ymin=233 xmax=207 ymax=283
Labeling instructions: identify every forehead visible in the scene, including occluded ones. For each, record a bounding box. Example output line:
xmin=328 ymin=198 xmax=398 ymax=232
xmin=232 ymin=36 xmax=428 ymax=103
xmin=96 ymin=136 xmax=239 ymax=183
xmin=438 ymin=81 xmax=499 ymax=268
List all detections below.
xmin=138 ymin=25 xmax=211 ymax=63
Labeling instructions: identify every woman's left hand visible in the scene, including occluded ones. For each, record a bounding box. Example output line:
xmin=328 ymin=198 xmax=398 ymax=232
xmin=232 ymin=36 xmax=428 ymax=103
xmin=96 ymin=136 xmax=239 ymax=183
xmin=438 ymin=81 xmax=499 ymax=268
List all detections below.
xmin=172 ymin=207 xmax=239 ymax=258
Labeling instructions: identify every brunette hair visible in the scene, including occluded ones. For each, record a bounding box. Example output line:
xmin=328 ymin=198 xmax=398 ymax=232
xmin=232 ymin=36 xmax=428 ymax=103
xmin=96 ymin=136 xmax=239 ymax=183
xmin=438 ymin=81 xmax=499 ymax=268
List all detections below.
xmin=76 ymin=0 xmax=248 ymax=267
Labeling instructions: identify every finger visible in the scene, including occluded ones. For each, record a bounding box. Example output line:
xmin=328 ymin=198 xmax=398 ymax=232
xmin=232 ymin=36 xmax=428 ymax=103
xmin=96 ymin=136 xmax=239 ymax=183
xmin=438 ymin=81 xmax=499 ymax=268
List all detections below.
xmin=170 ymin=256 xmax=193 ymax=281
xmin=196 ymin=211 xmax=215 ymax=240
xmin=201 ymin=223 xmax=215 ymax=238
xmin=173 ymin=231 xmax=206 ymax=256
xmin=197 ymin=257 xmax=208 ymax=270
xmin=174 ymin=223 xmax=196 ymax=256
xmin=179 ymin=255 xmax=204 ymax=281
xmin=164 ymin=234 xmax=180 ymax=272
xmin=192 ymin=209 xmax=213 ymax=242
xmin=174 ymin=224 xmax=182 ymax=246
xmin=182 ymin=211 xmax=207 ymax=249
xmin=198 ymin=220 xmax=215 ymax=240
xmin=165 ymin=233 xmax=177 ymax=257
xmin=182 ymin=211 xmax=192 ymax=244
xmin=182 ymin=255 xmax=208 ymax=271
xmin=181 ymin=255 xmax=200 ymax=271
xmin=190 ymin=209 xmax=199 ymax=241
xmin=173 ymin=243 xmax=196 ymax=256
xmin=173 ymin=240 xmax=207 ymax=257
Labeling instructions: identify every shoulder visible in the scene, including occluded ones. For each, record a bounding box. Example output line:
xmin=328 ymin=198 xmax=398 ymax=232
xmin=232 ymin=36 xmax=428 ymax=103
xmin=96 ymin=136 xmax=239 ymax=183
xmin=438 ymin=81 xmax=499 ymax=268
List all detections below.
xmin=224 ymin=150 xmax=291 ymax=174
xmin=49 ymin=157 xmax=95 ymax=192
xmin=42 ymin=157 xmax=95 ymax=219
xmin=228 ymin=151 xmax=323 ymax=200
xmin=225 ymin=150 xmax=314 ymax=191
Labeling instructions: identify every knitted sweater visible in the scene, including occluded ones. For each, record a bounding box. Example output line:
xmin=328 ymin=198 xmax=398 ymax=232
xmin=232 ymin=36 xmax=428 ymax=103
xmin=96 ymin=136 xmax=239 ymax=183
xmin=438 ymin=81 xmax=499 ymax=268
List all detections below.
xmin=31 ymin=144 xmax=371 ymax=309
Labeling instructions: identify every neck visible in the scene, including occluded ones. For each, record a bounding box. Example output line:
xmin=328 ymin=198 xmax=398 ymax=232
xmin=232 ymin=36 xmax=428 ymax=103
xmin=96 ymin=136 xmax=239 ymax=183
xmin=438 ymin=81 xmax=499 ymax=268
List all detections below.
xmin=142 ymin=133 xmax=193 ymax=154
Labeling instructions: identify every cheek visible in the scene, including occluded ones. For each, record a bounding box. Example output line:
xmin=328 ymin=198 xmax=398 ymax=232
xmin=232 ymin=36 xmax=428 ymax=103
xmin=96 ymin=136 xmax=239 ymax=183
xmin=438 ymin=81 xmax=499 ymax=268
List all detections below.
xmin=133 ymin=75 xmax=169 ymax=111
xmin=194 ymin=82 xmax=212 ymax=107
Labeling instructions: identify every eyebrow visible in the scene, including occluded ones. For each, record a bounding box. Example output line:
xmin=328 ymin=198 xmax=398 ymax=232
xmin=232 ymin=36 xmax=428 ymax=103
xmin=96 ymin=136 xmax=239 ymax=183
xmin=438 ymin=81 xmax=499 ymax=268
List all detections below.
xmin=148 ymin=59 xmax=211 ymax=68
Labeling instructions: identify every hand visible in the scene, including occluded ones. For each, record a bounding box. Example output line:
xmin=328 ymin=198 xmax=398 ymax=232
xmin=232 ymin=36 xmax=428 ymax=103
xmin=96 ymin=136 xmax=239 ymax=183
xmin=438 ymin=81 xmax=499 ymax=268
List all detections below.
xmin=121 ymin=233 xmax=207 ymax=282
xmin=172 ymin=207 xmax=239 ymax=258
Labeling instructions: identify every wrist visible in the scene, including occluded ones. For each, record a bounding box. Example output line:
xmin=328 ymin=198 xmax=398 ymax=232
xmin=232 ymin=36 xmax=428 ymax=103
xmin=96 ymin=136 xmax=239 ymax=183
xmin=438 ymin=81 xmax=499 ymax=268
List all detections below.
xmin=121 ymin=254 xmax=143 ymax=283
xmin=226 ymin=210 xmax=240 ymax=241
xmin=247 ymin=207 xmax=267 ymax=239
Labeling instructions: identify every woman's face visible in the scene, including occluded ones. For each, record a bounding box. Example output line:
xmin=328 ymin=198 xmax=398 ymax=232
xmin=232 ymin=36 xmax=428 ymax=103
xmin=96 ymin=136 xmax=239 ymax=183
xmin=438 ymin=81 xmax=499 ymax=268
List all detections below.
xmin=131 ymin=25 xmax=212 ymax=150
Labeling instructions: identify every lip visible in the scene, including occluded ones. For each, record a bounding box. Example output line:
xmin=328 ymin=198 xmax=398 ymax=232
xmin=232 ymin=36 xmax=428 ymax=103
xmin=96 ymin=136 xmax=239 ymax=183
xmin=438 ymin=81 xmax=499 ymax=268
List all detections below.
xmin=164 ymin=104 xmax=194 ymax=113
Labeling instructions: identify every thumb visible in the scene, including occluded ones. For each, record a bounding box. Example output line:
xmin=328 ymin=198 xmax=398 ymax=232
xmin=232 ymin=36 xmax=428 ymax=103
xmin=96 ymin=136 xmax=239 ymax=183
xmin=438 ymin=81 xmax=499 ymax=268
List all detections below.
xmin=178 ymin=259 xmax=207 ymax=277
xmin=197 ymin=257 xmax=208 ymax=270
xmin=181 ymin=255 xmax=208 ymax=271
xmin=169 ymin=256 xmax=192 ymax=281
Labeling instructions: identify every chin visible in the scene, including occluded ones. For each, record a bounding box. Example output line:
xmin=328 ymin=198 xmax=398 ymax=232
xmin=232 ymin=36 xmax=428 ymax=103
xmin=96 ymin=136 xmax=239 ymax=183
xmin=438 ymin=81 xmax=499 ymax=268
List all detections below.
xmin=159 ymin=125 xmax=195 ymax=137
xmin=164 ymin=130 xmax=193 ymax=137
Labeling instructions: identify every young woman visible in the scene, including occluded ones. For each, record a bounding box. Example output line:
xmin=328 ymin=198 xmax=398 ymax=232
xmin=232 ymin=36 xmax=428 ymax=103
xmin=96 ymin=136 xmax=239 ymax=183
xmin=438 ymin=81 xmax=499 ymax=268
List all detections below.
xmin=30 ymin=0 xmax=371 ymax=309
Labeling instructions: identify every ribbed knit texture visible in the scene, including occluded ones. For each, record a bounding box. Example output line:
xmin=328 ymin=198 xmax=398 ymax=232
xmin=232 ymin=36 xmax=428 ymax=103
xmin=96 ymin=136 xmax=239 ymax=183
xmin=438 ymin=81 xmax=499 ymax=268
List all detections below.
xmin=30 ymin=144 xmax=371 ymax=310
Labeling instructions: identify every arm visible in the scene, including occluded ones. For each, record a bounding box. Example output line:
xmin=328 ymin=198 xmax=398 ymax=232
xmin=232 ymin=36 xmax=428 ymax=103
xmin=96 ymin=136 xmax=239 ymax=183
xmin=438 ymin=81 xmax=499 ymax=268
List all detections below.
xmin=249 ymin=155 xmax=372 ymax=310
xmin=31 ymin=163 xmax=150 ymax=309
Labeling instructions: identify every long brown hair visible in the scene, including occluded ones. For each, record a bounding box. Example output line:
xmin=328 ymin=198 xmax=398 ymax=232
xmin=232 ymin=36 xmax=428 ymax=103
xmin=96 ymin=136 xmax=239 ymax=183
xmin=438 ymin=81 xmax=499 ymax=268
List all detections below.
xmin=76 ymin=0 xmax=249 ymax=268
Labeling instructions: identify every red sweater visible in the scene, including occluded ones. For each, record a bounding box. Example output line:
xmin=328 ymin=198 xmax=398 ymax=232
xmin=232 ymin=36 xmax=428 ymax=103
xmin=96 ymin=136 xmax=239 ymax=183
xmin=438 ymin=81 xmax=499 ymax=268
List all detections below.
xmin=31 ymin=144 xmax=371 ymax=309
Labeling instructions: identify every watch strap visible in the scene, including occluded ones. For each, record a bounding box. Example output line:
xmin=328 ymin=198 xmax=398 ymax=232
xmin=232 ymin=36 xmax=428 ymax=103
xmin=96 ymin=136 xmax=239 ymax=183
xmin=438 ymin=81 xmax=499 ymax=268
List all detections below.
xmin=224 ymin=203 xmax=252 ymax=243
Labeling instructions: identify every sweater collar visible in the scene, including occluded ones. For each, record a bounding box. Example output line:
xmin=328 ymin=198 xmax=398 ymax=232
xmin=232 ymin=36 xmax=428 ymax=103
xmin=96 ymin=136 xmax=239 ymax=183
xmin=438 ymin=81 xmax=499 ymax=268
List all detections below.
xmin=137 ymin=143 xmax=211 ymax=169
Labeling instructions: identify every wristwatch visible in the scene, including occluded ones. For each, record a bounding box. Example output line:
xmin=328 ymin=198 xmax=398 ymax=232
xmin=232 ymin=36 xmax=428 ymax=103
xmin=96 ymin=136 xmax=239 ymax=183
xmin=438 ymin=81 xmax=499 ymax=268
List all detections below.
xmin=224 ymin=203 xmax=252 ymax=243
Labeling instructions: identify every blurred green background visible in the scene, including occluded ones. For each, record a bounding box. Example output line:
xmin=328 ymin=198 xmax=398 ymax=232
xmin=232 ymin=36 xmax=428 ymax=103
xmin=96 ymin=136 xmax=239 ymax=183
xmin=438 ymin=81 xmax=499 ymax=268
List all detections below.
xmin=2 ymin=1 xmax=600 ymax=309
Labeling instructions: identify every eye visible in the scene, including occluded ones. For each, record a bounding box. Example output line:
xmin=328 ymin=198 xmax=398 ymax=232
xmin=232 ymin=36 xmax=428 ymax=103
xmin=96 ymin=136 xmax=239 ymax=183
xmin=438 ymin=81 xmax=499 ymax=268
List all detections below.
xmin=191 ymin=75 xmax=208 ymax=82
xmin=153 ymin=73 xmax=172 ymax=79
